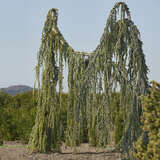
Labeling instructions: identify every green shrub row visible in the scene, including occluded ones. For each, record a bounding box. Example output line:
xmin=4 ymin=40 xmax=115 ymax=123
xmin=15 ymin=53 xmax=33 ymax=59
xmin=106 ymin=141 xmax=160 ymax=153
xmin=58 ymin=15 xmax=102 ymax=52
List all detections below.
xmin=0 ymin=91 xmax=124 ymax=145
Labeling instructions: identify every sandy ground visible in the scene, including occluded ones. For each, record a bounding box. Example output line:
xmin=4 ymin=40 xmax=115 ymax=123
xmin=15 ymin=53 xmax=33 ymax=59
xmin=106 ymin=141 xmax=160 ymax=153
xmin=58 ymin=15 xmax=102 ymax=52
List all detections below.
xmin=0 ymin=142 xmax=120 ymax=160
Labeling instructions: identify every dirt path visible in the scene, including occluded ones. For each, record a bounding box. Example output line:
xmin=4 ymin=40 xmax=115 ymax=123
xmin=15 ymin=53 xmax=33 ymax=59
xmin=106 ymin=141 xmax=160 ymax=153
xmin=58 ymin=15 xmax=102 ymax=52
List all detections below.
xmin=0 ymin=142 xmax=120 ymax=160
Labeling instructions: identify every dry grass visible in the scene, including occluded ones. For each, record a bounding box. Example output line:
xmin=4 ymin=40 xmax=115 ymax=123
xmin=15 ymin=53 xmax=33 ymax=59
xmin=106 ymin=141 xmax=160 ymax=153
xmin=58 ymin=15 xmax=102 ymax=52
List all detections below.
xmin=0 ymin=142 xmax=121 ymax=160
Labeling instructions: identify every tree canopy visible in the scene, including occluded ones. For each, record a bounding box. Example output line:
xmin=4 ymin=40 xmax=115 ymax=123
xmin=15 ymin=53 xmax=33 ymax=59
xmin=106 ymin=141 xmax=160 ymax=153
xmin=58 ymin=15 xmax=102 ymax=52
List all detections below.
xmin=27 ymin=2 xmax=149 ymax=159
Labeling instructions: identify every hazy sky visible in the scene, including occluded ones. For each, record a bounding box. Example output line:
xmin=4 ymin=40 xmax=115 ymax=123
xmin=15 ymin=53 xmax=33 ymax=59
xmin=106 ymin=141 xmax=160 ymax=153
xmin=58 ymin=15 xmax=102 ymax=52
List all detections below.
xmin=0 ymin=0 xmax=160 ymax=88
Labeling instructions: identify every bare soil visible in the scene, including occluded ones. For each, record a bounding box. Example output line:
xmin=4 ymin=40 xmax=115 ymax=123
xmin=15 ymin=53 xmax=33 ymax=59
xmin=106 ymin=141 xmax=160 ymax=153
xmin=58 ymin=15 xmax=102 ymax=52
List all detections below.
xmin=0 ymin=142 xmax=120 ymax=160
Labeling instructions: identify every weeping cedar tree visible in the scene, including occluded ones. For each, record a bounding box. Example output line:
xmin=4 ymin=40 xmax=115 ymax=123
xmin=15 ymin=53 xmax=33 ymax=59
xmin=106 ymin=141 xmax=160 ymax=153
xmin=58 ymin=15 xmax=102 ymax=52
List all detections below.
xmin=28 ymin=2 xmax=149 ymax=159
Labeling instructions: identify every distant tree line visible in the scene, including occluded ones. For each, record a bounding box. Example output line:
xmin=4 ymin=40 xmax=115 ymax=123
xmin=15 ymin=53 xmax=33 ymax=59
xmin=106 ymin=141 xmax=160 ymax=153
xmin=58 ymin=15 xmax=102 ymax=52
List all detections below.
xmin=0 ymin=91 xmax=124 ymax=145
xmin=0 ymin=91 xmax=36 ymax=143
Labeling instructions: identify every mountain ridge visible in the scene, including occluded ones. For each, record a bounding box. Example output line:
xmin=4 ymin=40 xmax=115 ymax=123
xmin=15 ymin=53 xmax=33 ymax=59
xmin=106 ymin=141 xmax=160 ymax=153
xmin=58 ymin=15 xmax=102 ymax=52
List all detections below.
xmin=0 ymin=85 xmax=33 ymax=96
